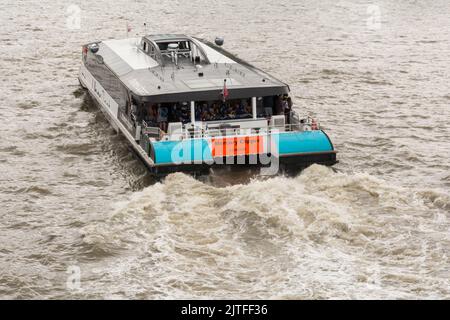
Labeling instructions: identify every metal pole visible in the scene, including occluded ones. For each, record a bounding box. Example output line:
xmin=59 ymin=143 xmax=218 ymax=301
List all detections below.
xmin=190 ymin=101 xmax=195 ymax=125
xmin=252 ymin=97 xmax=257 ymax=119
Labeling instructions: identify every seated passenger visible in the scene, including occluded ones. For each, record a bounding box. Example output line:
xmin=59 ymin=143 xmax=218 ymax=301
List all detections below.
xmin=130 ymin=103 xmax=138 ymax=122
xmin=175 ymin=104 xmax=187 ymax=123
xmin=236 ymin=103 xmax=246 ymax=118
xmin=201 ymin=104 xmax=212 ymax=121
xmin=201 ymin=109 xmax=209 ymax=121
xmin=217 ymin=105 xmax=223 ymax=120
xmin=219 ymin=103 xmax=227 ymax=118
xmin=227 ymin=105 xmax=236 ymax=119
xmin=210 ymin=106 xmax=221 ymax=121
xmin=245 ymin=104 xmax=252 ymax=116
xmin=207 ymin=104 xmax=215 ymax=121
xmin=196 ymin=103 xmax=207 ymax=121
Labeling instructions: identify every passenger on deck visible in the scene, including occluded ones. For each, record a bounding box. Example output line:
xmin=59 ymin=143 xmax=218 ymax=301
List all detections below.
xmin=200 ymin=110 xmax=207 ymax=121
xmin=282 ymin=96 xmax=292 ymax=124
xmin=174 ymin=102 xmax=184 ymax=123
xmin=144 ymin=104 xmax=157 ymax=127
xmin=245 ymin=104 xmax=252 ymax=117
xmin=236 ymin=103 xmax=247 ymax=118
xmin=210 ymin=106 xmax=218 ymax=121
xmin=275 ymin=95 xmax=283 ymax=115
xmin=180 ymin=104 xmax=190 ymax=123
xmin=200 ymin=104 xmax=209 ymax=121
xmin=196 ymin=103 xmax=207 ymax=121
xmin=286 ymin=96 xmax=293 ymax=123
xmin=227 ymin=104 xmax=236 ymax=119
xmin=207 ymin=103 xmax=216 ymax=121
xmin=218 ymin=103 xmax=226 ymax=120
xmin=157 ymin=104 xmax=168 ymax=132
xmin=130 ymin=103 xmax=138 ymax=122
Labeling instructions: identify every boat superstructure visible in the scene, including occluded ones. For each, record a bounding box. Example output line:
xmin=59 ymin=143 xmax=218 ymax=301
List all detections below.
xmin=78 ymin=34 xmax=337 ymax=175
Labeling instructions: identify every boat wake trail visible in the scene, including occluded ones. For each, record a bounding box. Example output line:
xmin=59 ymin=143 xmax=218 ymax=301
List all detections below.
xmin=79 ymin=165 xmax=450 ymax=299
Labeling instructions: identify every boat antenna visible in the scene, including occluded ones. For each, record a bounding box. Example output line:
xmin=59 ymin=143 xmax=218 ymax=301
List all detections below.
xmin=143 ymin=22 xmax=147 ymax=35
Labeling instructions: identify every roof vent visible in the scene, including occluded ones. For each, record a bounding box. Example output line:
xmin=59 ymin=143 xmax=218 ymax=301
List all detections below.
xmin=215 ymin=37 xmax=224 ymax=46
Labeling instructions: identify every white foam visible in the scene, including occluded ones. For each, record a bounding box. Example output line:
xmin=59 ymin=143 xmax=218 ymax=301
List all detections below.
xmin=78 ymin=166 xmax=450 ymax=299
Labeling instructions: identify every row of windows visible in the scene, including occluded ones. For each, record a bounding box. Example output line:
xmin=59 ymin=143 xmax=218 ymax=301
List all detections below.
xmin=85 ymin=52 xmax=128 ymax=109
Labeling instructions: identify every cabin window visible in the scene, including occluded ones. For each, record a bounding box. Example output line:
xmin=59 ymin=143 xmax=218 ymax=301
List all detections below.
xmin=138 ymin=96 xmax=292 ymax=135
xmin=84 ymin=52 xmax=126 ymax=110
xmin=143 ymin=41 xmax=148 ymax=52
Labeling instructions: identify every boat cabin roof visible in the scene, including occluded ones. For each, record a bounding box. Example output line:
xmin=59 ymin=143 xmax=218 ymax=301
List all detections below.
xmin=89 ymin=34 xmax=289 ymax=103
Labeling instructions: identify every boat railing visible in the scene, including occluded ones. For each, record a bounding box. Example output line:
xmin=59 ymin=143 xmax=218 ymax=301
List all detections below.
xmin=179 ymin=122 xmax=316 ymax=140
xmin=141 ymin=112 xmax=319 ymax=141
xmin=142 ymin=120 xmax=164 ymax=139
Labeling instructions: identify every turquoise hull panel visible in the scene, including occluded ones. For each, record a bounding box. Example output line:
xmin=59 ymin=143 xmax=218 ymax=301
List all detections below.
xmin=150 ymin=130 xmax=333 ymax=165
xmin=274 ymin=131 xmax=333 ymax=155
xmin=152 ymin=139 xmax=213 ymax=164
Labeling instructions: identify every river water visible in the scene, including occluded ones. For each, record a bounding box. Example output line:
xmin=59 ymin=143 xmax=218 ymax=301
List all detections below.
xmin=0 ymin=0 xmax=449 ymax=299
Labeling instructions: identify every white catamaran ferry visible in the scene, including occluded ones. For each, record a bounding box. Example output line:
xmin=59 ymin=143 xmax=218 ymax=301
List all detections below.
xmin=78 ymin=34 xmax=337 ymax=175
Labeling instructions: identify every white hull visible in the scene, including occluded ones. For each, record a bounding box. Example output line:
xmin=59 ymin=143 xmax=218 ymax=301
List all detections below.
xmin=78 ymin=64 xmax=155 ymax=168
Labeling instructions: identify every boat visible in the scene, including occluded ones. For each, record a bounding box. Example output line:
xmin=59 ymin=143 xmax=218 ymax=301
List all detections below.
xmin=78 ymin=34 xmax=337 ymax=176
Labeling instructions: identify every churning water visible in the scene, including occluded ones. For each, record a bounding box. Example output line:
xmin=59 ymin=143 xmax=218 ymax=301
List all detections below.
xmin=0 ymin=0 xmax=449 ymax=299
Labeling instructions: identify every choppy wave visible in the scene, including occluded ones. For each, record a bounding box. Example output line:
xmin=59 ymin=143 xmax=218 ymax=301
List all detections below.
xmin=77 ymin=165 xmax=450 ymax=299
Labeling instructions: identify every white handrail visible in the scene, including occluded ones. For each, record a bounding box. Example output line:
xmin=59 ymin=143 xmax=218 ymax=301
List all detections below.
xmin=141 ymin=112 xmax=320 ymax=141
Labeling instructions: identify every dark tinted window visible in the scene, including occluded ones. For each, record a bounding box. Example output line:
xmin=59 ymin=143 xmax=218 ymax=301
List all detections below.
xmin=85 ymin=52 xmax=127 ymax=108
